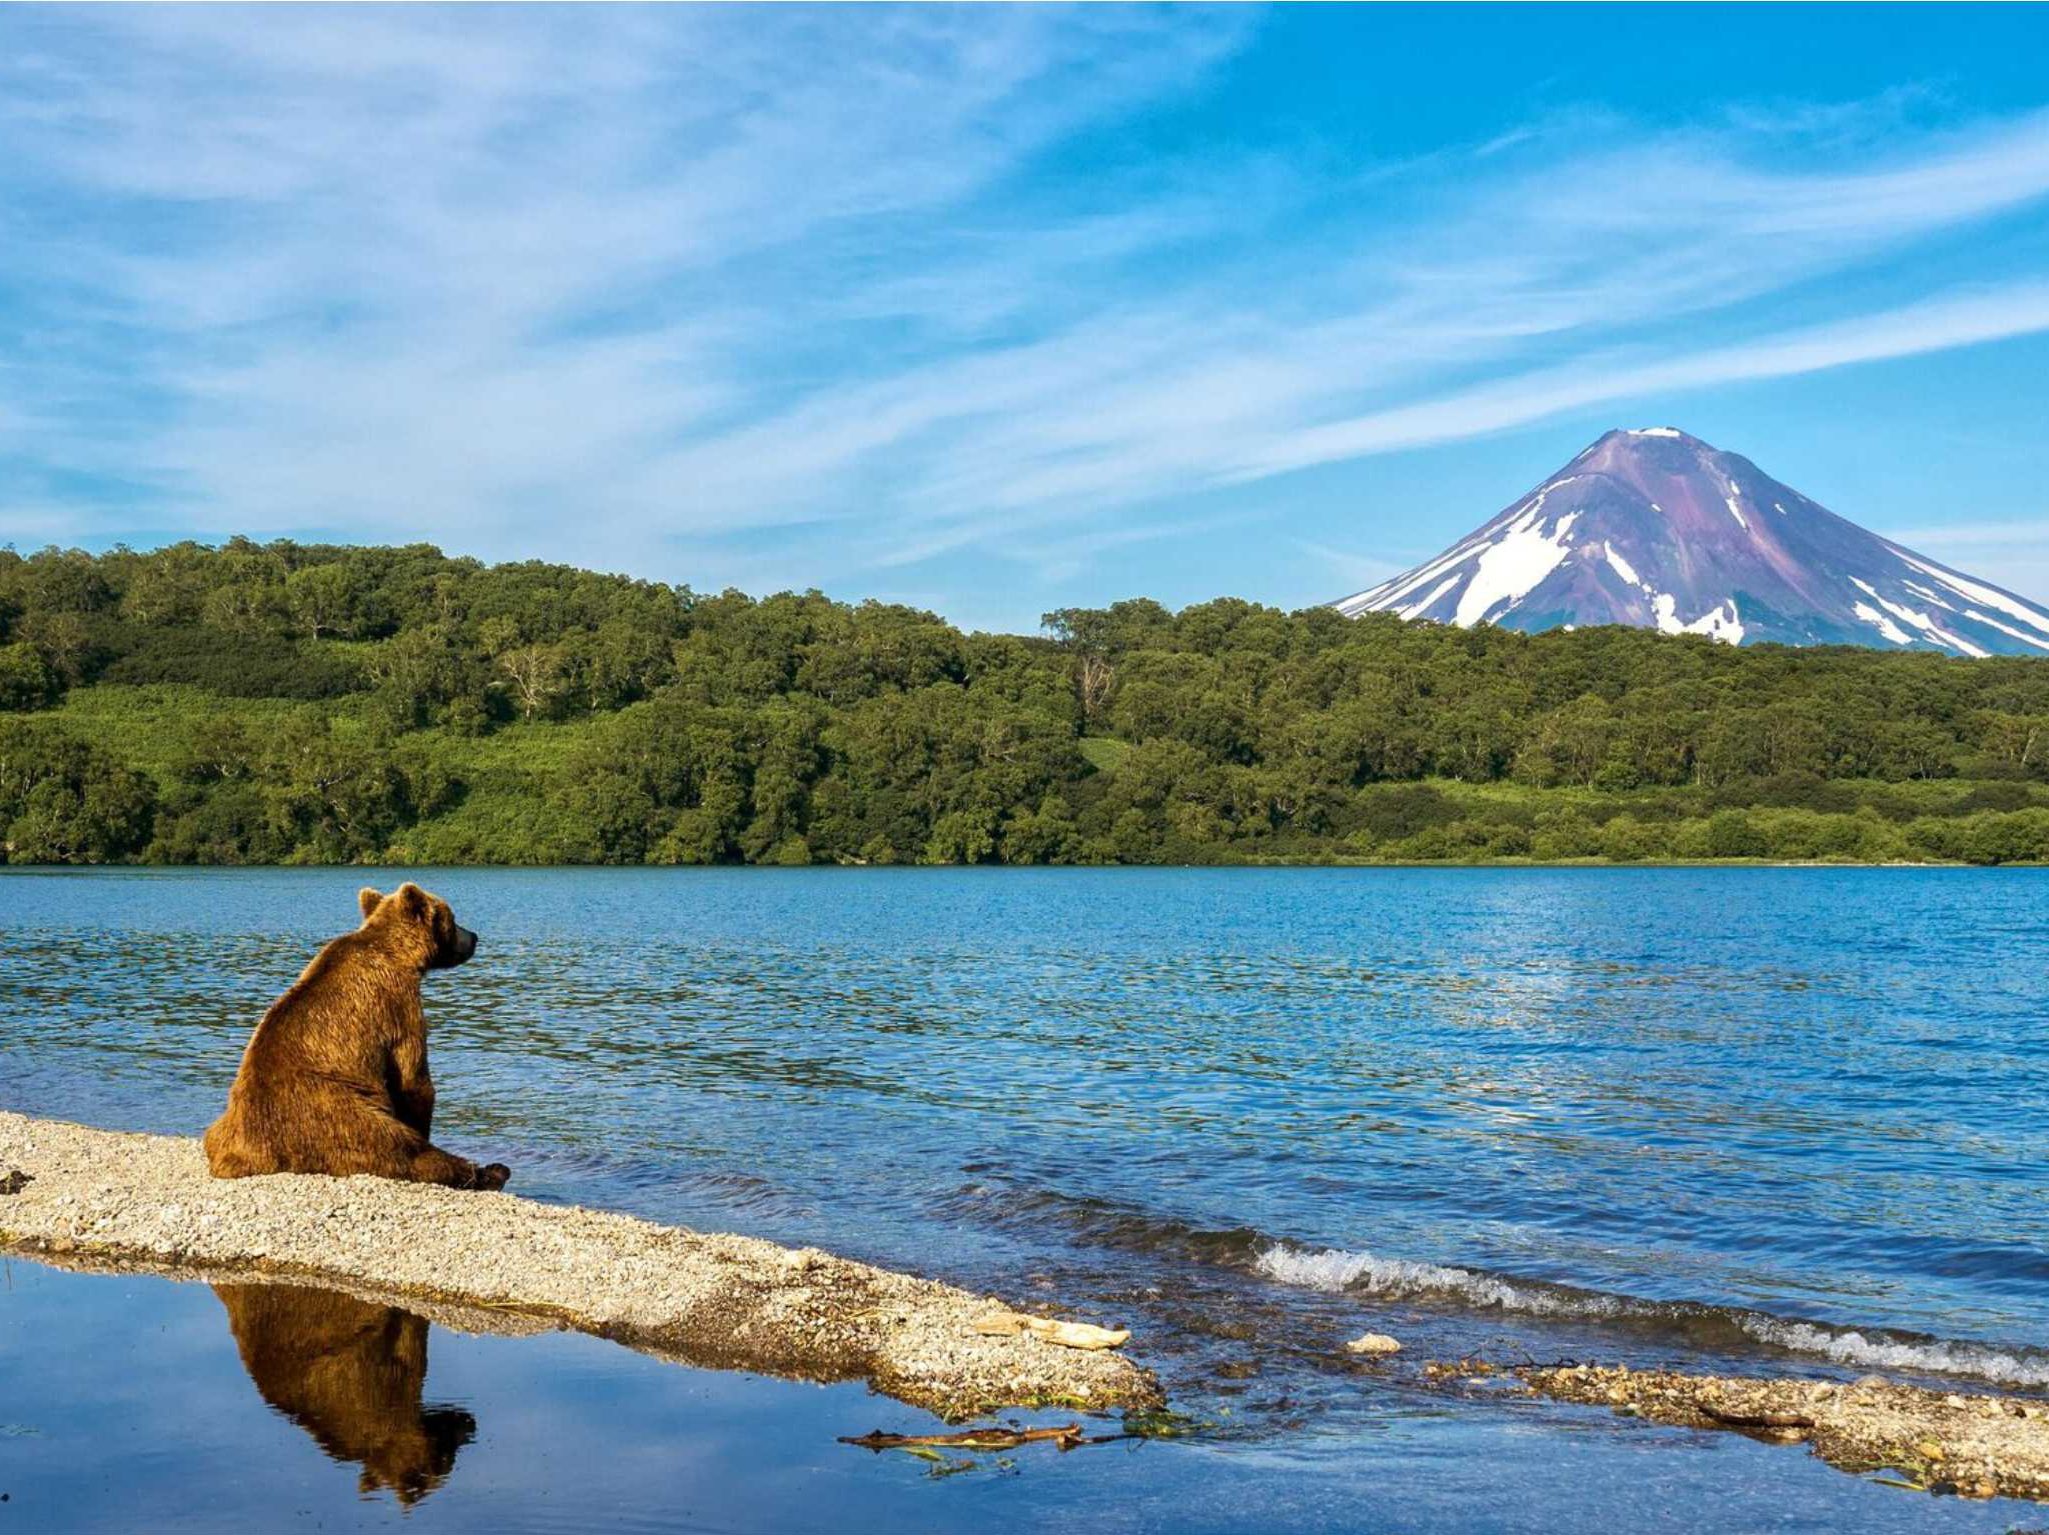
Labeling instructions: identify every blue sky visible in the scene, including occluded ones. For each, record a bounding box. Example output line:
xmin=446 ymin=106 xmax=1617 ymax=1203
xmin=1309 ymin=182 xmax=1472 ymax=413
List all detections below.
xmin=3 ymin=4 xmax=2048 ymax=633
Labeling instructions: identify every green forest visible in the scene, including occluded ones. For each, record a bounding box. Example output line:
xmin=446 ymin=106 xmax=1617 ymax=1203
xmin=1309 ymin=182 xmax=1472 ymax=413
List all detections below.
xmin=8 ymin=538 xmax=2049 ymax=867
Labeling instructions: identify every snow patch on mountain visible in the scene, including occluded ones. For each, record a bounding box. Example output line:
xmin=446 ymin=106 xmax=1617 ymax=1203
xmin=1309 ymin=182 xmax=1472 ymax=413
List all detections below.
xmin=1895 ymin=554 xmax=2049 ymax=637
xmin=1401 ymin=574 xmax=1462 ymax=621
xmin=1900 ymin=580 xmax=1956 ymax=609
xmin=1964 ymin=609 xmax=2049 ymax=653
xmin=1653 ymin=593 xmax=1744 ymax=644
xmin=1452 ymin=514 xmax=1578 ymax=625
xmin=1854 ymin=578 xmax=1990 ymax=657
xmin=1603 ymin=542 xmax=1641 ymax=587
xmin=1853 ymin=602 xmax=1912 ymax=645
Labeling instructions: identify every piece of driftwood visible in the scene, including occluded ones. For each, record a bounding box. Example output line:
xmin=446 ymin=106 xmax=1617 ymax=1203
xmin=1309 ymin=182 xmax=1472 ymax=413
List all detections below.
xmin=1701 ymin=1406 xmax=1815 ymax=1431
xmin=840 ymin=1422 xmax=1086 ymax=1452
xmin=972 ymin=1311 xmax=1130 ymax=1350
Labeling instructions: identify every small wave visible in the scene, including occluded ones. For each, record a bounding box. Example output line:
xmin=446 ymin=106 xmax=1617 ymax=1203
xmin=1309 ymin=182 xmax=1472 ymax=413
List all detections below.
xmin=1740 ymin=1319 xmax=2049 ymax=1387
xmin=938 ymin=1179 xmax=2049 ymax=1389
xmin=1254 ymin=1244 xmax=1563 ymax=1313
xmin=1255 ymin=1242 xmax=2049 ymax=1388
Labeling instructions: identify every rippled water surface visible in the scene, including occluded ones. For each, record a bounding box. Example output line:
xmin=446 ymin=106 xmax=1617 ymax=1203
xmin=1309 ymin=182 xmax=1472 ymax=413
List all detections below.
xmin=4 ymin=865 xmax=2047 ymax=1531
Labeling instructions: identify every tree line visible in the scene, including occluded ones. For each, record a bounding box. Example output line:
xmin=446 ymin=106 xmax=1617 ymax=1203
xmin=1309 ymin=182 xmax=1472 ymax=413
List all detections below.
xmin=7 ymin=538 xmax=2049 ymax=865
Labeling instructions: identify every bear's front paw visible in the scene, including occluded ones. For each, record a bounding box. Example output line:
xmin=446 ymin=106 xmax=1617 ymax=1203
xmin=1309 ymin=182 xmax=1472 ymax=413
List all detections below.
xmin=476 ymin=1162 xmax=512 ymax=1192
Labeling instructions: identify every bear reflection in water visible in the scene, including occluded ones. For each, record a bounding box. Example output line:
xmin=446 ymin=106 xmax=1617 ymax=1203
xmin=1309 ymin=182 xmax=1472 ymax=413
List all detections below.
xmin=214 ymin=1282 xmax=475 ymax=1506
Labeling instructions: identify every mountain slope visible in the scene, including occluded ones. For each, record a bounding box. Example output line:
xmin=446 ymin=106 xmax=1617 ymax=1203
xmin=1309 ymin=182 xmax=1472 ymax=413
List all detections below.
xmin=1336 ymin=428 xmax=2049 ymax=657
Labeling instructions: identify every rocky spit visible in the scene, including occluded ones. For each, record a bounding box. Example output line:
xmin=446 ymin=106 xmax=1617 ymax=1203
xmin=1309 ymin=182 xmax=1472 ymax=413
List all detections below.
xmin=0 ymin=1112 xmax=1160 ymax=1419
xmin=1430 ymin=1359 xmax=2049 ymax=1501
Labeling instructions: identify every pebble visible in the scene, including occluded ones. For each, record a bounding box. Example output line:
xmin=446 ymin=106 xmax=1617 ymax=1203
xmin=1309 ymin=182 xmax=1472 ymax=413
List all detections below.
xmin=1344 ymin=1332 xmax=1402 ymax=1356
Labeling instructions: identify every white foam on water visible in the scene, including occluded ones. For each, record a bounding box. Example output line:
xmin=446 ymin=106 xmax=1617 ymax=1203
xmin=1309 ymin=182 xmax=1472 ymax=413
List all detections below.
xmin=1254 ymin=1243 xmax=1601 ymax=1317
xmin=1741 ymin=1320 xmax=2049 ymax=1389
xmin=1254 ymin=1244 xmax=2049 ymax=1387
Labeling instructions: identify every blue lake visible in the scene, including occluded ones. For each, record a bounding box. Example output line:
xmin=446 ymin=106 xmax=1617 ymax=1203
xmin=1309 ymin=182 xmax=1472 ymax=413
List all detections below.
xmin=3 ymin=866 xmax=2046 ymax=1531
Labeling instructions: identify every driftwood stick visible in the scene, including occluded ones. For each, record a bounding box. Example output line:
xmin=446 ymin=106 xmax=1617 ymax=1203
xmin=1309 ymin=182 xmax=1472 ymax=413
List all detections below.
xmin=840 ymin=1422 xmax=1087 ymax=1453
xmin=1700 ymin=1407 xmax=1816 ymax=1430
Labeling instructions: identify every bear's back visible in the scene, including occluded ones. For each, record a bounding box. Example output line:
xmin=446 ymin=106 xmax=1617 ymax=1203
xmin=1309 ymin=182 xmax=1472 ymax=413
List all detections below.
xmin=246 ymin=930 xmax=410 ymax=1072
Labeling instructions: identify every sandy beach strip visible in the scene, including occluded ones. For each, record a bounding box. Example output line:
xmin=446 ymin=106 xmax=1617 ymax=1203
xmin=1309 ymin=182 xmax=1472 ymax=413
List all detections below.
xmin=0 ymin=1111 xmax=1161 ymax=1419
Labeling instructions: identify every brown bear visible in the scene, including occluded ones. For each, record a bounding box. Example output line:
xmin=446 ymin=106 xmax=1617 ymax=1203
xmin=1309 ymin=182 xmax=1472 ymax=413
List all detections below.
xmin=214 ymin=1282 xmax=475 ymax=1506
xmin=202 ymin=883 xmax=510 ymax=1191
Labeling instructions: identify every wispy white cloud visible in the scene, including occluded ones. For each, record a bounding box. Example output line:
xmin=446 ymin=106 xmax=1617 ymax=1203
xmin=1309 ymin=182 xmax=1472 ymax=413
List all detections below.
xmin=1244 ymin=281 xmax=2049 ymax=477
xmin=982 ymin=509 xmax=1259 ymax=587
xmin=3 ymin=6 xmax=2049 ymax=607
xmin=0 ymin=5 xmax=1252 ymax=568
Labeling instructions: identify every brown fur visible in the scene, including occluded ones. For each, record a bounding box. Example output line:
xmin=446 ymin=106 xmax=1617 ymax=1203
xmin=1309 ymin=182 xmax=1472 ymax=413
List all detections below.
xmin=214 ymin=1283 xmax=475 ymax=1506
xmin=202 ymin=883 xmax=509 ymax=1191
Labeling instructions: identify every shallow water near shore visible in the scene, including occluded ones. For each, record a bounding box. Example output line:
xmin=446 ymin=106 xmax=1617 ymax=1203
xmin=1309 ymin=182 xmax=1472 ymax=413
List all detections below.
xmin=4 ymin=865 xmax=2047 ymax=1530
xmin=0 ymin=1261 xmax=2025 ymax=1534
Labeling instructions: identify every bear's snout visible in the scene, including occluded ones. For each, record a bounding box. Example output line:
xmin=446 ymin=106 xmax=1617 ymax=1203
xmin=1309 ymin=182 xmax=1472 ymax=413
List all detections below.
xmin=432 ymin=926 xmax=478 ymax=969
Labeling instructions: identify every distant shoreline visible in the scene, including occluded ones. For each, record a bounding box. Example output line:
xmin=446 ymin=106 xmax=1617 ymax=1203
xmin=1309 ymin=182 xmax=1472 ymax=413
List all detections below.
xmin=0 ymin=856 xmax=2037 ymax=872
xmin=10 ymin=543 xmax=2049 ymax=871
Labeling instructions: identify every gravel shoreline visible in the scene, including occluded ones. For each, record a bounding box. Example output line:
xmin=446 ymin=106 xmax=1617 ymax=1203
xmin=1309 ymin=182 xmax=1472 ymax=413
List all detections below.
xmin=0 ymin=1111 xmax=1161 ymax=1419
xmin=1429 ymin=1359 xmax=2049 ymax=1501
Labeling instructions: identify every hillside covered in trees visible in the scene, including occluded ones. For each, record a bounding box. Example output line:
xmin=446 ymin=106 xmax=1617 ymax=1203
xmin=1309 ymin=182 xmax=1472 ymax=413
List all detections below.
xmin=8 ymin=539 xmax=2049 ymax=867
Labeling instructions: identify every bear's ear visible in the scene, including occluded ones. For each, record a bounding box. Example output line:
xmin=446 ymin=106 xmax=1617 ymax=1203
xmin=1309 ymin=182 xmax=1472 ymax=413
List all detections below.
xmin=358 ymin=888 xmax=384 ymax=921
xmin=392 ymin=883 xmax=429 ymax=921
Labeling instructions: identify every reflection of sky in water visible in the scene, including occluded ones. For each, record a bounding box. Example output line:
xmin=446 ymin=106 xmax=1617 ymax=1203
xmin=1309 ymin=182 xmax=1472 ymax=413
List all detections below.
xmin=4 ymin=867 xmax=2048 ymax=1457
xmin=0 ymin=1262 xmax=2021 ymax=1535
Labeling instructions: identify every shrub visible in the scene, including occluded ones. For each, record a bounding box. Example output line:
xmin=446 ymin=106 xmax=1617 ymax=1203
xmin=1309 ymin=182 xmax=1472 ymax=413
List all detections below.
xmin=1530 ymin=810 xmax=1601 ymax=860
xmin=101 ymin=625 xmax=367 ymax=698
xmin=1599 ymin=813 xmax=1662 ymax=862
xmin=1702 ymin=808 xmax=1768 ymax=858
xmin=1352 ymin=784 xmax=1457 ymax=841
xmin=1960 ymin=809 xmax=2049 ymax=865
xmin=0 ymin=642 xmax=59 ymax=712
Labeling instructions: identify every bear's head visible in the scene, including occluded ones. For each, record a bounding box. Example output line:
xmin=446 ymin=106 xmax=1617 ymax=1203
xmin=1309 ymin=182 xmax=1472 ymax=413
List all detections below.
xmin=357 ymin=883 xmax=478 ymax=971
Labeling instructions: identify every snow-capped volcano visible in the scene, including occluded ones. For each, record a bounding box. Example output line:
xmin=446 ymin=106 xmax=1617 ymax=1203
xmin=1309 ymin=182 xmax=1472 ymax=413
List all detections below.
xmin=1335 ymin=428 xmax=2049 ymax=657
